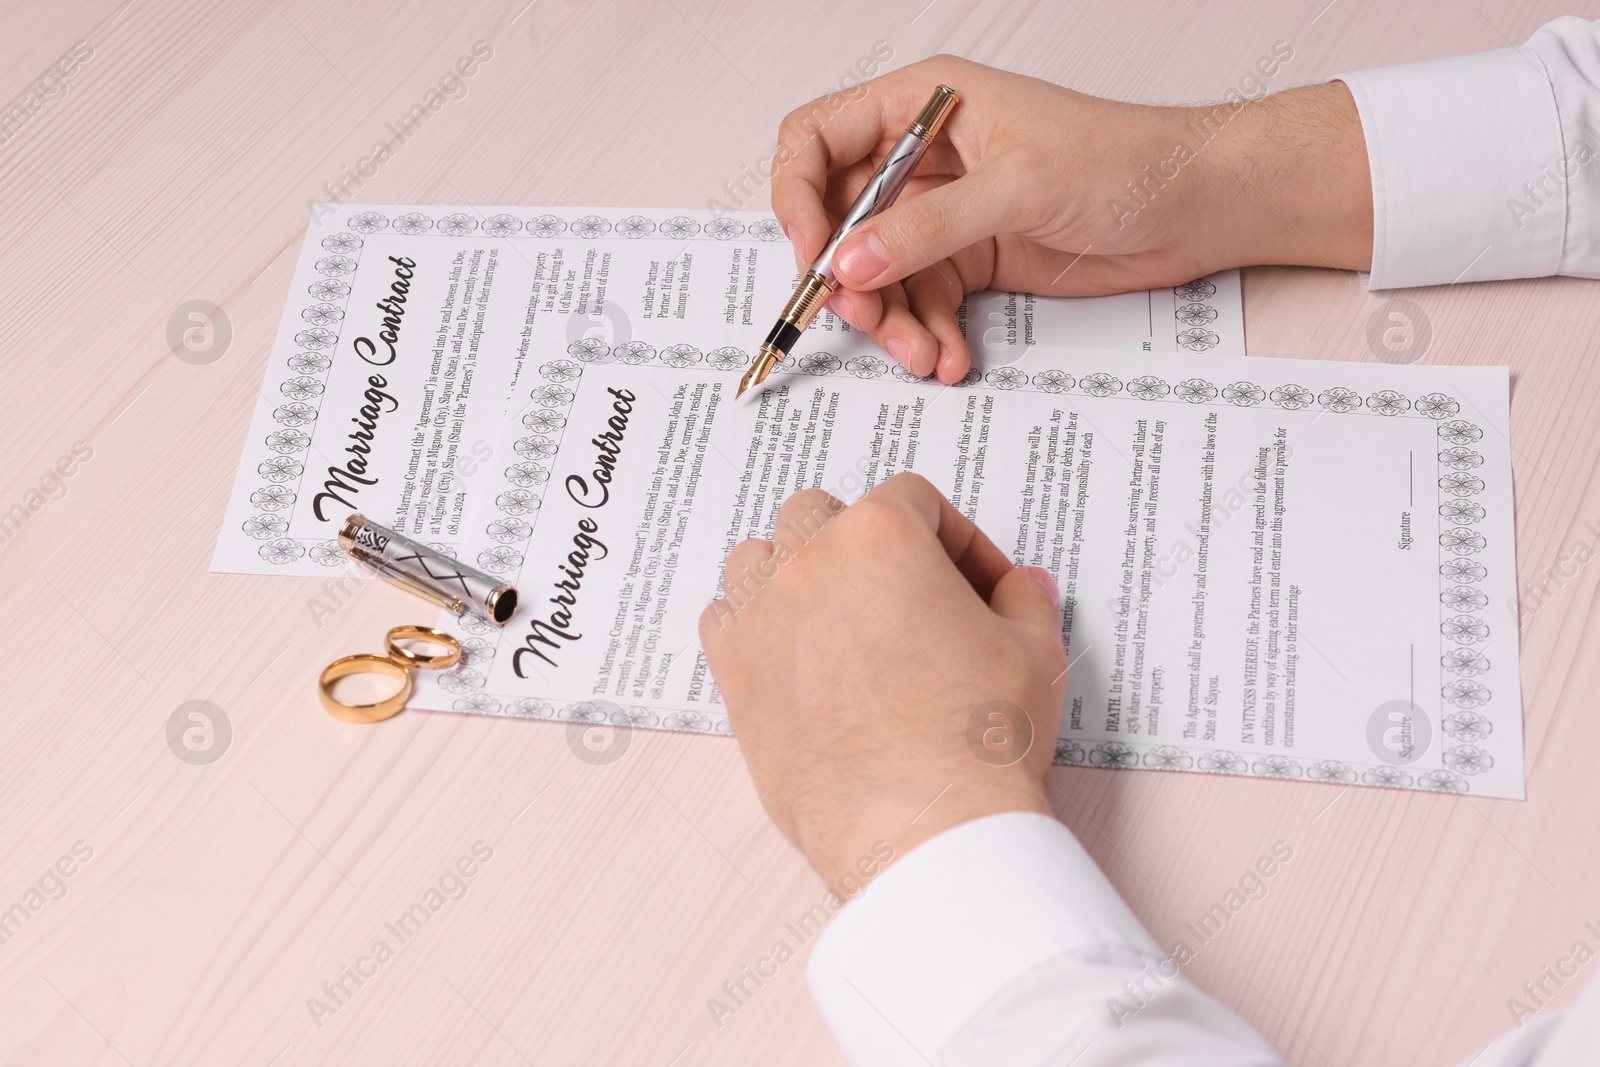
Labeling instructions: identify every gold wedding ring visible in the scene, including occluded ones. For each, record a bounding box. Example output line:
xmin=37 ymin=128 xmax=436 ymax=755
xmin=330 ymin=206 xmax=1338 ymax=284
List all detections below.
xmin=318 ymin=625 xmax=464 ymax=724
xmin=319 ymin=654 xmax=415 ymax=724
xmin=384 ymin=625 xmax=462 ymax=670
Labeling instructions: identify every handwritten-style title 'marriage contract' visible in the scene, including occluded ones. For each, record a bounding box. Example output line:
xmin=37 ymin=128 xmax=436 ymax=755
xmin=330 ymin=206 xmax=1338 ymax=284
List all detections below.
xmin=513 ymin=387 xmax=638 ymax=675
xmin=312 ymin=255 xmax=417 ymax=521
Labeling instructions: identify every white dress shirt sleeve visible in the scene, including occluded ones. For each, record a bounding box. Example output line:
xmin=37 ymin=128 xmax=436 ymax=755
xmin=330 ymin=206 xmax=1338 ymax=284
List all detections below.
xmin=1336 ymin=16 xmax=1600 ymax=288
xmin=806 ymin=811 xmax=1600 ymax=1066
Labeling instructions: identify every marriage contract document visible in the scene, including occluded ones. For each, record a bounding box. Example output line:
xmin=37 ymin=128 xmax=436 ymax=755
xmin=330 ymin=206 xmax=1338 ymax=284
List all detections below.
xmin=216 ymin=206 xmax=1523 ymax=798
xmin=211 ymin=205 xmax=1241 ymax=575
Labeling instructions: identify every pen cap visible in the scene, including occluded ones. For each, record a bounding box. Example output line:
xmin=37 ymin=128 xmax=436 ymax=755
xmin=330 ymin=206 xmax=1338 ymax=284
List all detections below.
xmin=338 ymin=514 xmax=519 ymax=625
xmin=908 ymin=84 xmax=959 ymax=141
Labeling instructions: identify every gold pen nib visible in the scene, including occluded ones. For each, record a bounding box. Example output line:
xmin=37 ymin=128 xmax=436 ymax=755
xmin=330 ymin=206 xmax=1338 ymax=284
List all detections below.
xmin=737 ymin=344 xmax=782 ymax=400
xmin=743 ymin=273 xmax=832 ymax=400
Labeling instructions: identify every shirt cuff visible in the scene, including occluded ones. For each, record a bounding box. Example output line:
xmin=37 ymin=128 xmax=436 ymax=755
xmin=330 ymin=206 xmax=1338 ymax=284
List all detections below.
xmin=1338 ymin=46 xmax=1564 ymax=288
xmin=805 ymin=811 xmax=1162 ymax=1066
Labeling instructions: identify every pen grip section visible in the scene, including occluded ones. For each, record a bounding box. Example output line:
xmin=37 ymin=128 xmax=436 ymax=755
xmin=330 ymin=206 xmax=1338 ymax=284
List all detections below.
xmin=772 ymin=271 xmax=835 ymax=344
xmin=810 ymin=129 xmax=929 ymax=284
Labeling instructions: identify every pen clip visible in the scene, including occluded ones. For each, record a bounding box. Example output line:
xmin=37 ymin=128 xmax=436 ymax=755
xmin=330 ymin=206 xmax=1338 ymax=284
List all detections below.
xmin=350 ymin=548 xmax=469 ymax=617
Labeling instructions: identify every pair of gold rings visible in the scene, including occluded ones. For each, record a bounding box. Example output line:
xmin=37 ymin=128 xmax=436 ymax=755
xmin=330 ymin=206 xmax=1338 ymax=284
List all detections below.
xmin=318 ymin=625 xmax=462 ymax=724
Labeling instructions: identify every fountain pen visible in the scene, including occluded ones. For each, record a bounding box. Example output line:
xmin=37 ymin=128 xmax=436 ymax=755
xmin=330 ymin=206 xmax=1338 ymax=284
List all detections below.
xmin=737 ymin=84 xmax=960 ymax=399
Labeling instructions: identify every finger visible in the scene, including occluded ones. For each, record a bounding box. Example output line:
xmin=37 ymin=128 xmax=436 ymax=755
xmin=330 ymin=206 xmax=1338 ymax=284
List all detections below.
xmin=864 ymin=472 xmax=1013 ymax=597
xmin=827 ymin=286 xmax=884 ymax=333
xmin=804 ymin=155 xmax=887 ymax=280
xmin=865 ymin=282 xmax=938 ymax=377
xmin=904 ymin=264 xmax=970 ymax=383
xmin=816 ymin=155 xmax=897 ymax=331
xmin=772 ymin=65 xmax=974 ymax=263
xmin=723 ymin=538 xmax=775 ymax=601
xmin=772 ymin=91 xmax=893 ymax=264
xmin=699 ymin=597 xmax=738 ymax=644
xmin=832 ymin=165 xmax=1012 ymax=290
xmin=987 ymin=566 xmax=1062 ymax=633
xmin=773 ymin=487 xmax=846 ymax=551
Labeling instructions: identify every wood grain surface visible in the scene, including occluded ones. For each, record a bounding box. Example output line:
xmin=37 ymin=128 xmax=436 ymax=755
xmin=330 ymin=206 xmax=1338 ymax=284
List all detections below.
xmin=2 ymin=2 xmax=1598 ymax=1064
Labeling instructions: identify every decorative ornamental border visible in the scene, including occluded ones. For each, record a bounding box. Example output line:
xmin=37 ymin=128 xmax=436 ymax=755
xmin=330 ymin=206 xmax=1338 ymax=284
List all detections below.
xmin=1051 ymin=740 xmax=1476 ymax=794
xmin=338 ymin=209 xmax=788 ymax=244
xmin=1432 ymin=413 xmax=1493 ymax=792
xmin=244 ymin=229 xmax=367 ymax=567
xmin=1173 ymin=277 xmax=1221 ymax=351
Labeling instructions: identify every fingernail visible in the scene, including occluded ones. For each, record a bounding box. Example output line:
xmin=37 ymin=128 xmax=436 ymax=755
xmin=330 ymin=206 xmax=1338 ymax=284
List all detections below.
xmin=885 ymin=336 xmax=910 ymax=367
xmin=1027 ymin=566 xmax=1059 ymax=605
xmin=937 ymin=348 xmax=963 ymax=384
xmin=836 ymin=232 xmax=889 ymax=284
xmin=784 ymin=222 xmax=800 ymax=250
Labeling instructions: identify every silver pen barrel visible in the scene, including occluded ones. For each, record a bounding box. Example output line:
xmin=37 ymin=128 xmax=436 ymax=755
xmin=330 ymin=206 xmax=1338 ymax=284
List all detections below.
xmin=813 ymin=84 xmax=960 ymax=283
xmin=738 ymin=84 xmax=960 ymax=399
xmin=338 ymin=514 xmax=520 ymax=625
xmin=811 ymin=129 xmax=936 ymax=284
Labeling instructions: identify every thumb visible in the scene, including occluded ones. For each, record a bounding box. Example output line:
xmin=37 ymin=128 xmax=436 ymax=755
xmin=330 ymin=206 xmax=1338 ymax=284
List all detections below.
xmin=987 ymin=565 xmax=1062 ymax=632
xmin=832 ymin=167 xmax=1009 ymax=289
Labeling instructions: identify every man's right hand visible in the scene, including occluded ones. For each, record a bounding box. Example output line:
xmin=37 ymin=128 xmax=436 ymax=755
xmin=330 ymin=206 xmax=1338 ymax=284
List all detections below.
xmin=772 ymin=54 xmax=1373 ymax=384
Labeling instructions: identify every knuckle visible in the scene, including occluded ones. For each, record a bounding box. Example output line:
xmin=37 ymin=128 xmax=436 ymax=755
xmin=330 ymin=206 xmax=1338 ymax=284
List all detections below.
xmin=781 ymin=98 xmax=832 ymax=140
xmin=840 ymin=493 xmax=918 ymax=545
xmin=777 ymin=495 xmax=851 ymax=547
xmin=699 ymin=599 xmax=736 ymax=640
xmin=780 ymin=488 xmax=844 ymax=533
xmin=885 ymin=470 xmax=935 ymax=496
xmin=725 ymin=537 xmax=771 ymax=575
xmin=787 ymin=486 xmax=839 ymax=512
xmin=881 ymin=203 xmax=947 ymax=264
xmin=777 ymin=104 xmax=814 ymax=136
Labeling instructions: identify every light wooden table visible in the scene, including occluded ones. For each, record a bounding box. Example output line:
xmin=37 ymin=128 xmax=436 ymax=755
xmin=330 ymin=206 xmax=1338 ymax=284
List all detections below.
xmin=4 ymin=2 xmax=1599 ymax=1063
